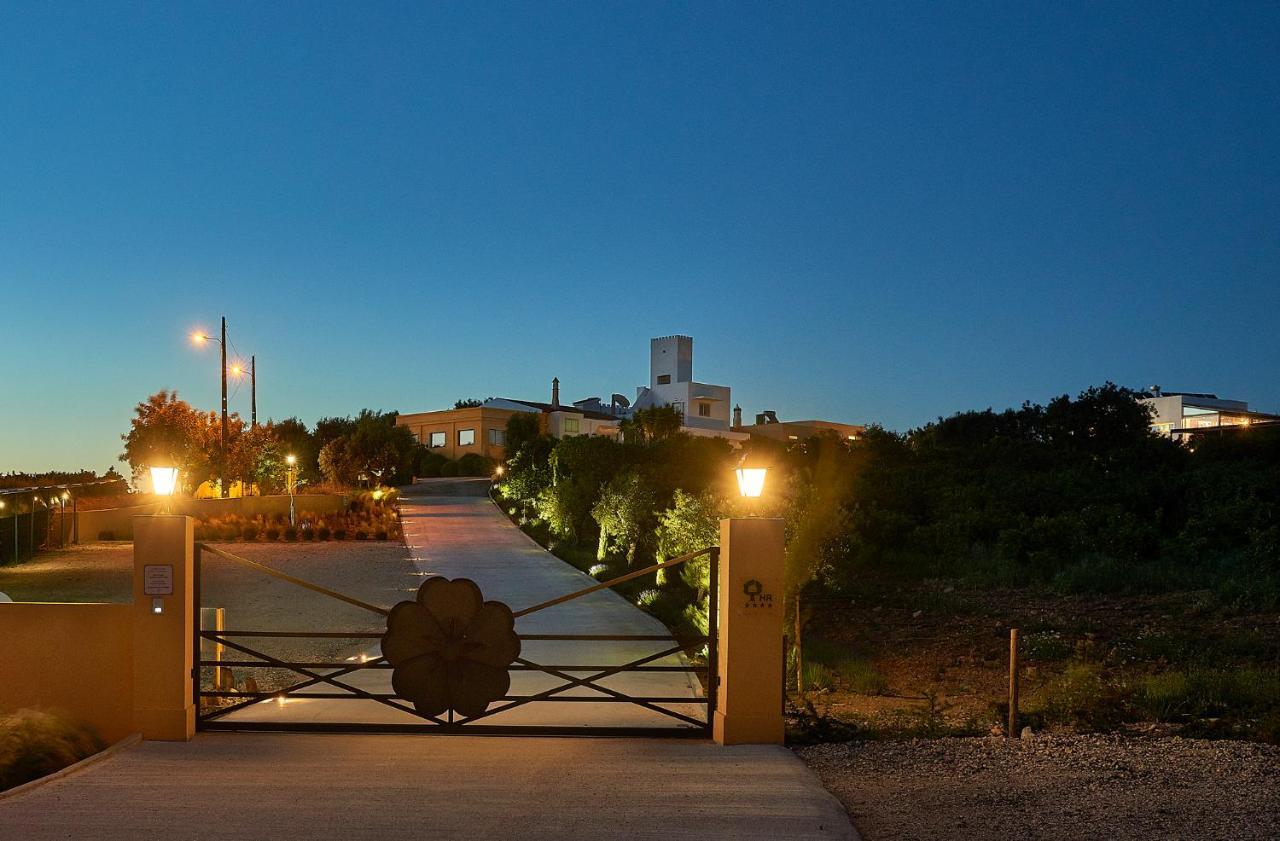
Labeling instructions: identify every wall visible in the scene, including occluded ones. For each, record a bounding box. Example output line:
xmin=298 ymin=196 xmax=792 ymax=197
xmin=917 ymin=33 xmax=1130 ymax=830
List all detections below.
xmin=0 ymin=603 xmax=136 ymax=742
xmin=0 ymin=515 xmax=195 ymax=743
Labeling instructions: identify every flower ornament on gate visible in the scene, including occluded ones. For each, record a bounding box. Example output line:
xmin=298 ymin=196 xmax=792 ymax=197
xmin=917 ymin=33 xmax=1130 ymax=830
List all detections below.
xmin=381 ymin=576 xmax=520 ymax=718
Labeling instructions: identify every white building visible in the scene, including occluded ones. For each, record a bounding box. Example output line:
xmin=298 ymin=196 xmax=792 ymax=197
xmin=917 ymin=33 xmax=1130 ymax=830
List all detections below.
xmin=1139 ymin=387 xmax=1280 ymax=437
xmin=628 ymin=335 xmax=748 ymax=442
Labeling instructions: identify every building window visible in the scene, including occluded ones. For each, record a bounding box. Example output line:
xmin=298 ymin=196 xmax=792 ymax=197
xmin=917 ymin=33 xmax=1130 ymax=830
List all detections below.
xmin=657 ymin=374 xmax=671 ymax=385
xmin=563 ymin=417 xmax=580 ymax=436
xmin=458 ymin=429 xmax=475 ymax=446
xmin=488 ymin=428 xmax=505 ymax=446
xmin=698 ymin=402 xmax=711 ymax=417
xmin=428 ymin=432 xmax=446 ymax=448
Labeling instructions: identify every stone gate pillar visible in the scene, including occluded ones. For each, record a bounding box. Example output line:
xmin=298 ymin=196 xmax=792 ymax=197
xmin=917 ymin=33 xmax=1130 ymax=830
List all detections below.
xmin=714 ymin=517 xmax=785 ymax=745
xmin=132 ymin=515 xmax=195 ymax=740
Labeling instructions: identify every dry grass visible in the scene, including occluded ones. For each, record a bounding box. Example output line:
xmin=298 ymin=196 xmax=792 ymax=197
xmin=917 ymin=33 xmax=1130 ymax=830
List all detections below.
xmin=0 ymin=708 xmax=104 ymax=792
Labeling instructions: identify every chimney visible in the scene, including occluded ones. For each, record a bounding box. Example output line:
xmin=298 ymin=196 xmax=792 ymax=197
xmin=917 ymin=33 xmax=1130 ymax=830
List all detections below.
xmin=552 ymin=377 xmax=560 ymax=407
xmin=733 ymin=404 xmax=742 ymax=427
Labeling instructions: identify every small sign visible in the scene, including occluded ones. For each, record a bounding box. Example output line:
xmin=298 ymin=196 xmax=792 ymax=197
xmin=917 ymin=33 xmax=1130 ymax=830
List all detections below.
xmin=743 ymin=578 xmax=774 ymax=610
xmin=144 ymin=565 xmax=174 ymax=596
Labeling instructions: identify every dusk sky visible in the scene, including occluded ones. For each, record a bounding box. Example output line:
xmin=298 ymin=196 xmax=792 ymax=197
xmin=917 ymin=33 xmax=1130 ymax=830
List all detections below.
xmin=2 ymin=2 xmax=1278 ymax=473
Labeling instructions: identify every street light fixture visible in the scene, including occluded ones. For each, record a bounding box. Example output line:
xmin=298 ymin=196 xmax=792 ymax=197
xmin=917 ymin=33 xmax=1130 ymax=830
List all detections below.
xmin=286 ymin=454 xmax=298 ymax=525
xmin=735 ymin=451 xmax=770 ymax=500
xmin=150 ymin=463 xmax=180 ymax=514
xmin=192 ymin=317 xmax=229 ymax=496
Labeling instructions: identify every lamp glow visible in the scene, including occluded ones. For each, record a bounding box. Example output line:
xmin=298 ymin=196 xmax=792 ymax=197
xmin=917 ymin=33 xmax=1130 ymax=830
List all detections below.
xmin=286 ymin=454 xmax=297 ymax=466
xmin=735 ymin=467 xmax=768 ymax=498
xmin=150 ymin=466 xmax=180 ymax=497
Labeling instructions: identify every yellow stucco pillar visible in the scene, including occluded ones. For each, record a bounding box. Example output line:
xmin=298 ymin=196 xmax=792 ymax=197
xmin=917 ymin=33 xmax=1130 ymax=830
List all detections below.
xmin=131 ymin=515 xmax=195 ymax=741
xmin=714 ymin=517 xmax=786 ymax=745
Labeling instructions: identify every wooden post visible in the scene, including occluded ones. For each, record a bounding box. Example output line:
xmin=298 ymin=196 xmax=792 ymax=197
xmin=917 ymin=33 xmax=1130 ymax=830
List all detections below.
xmin=1008 ymin=627 xmax=1020 ymax=738
xmin=794 ymin=595 xmax=804 ymax=694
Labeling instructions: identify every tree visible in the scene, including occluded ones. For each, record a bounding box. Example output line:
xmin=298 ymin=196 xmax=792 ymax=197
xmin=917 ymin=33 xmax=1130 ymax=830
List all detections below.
xmin=592 ymin=471 xmax=657 ymax=564
xmin=119 ymin=390 xmax=213 ymax=492
xmin=619 ymin=406 xmax=683 ymax=445
xmin=453 ymin=398 xmax=486 ymax=409
xmin=504 ymin=412 xmax=544 ymax=461
xmin=656 ymin=489 xmax=726 ymax=588
xmin=228 ymin=422 xmax=285 ymax=494
xmin=273 ymin=417 xmax=319 ymax=482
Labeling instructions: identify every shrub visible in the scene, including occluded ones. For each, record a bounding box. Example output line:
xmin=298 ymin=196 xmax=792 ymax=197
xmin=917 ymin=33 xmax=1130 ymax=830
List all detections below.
xmin=354 ymin=529 xmax=368 ymax=541
xmin=241 ymin=525 xmax=258 ymax=541
xmin=301 ymin=528 xmax=314 ymax=541
xmin=221 ymin=525 xmax=239 ymax=541
xmin=0 ymin=708 xmax=104 ymax=793
xmin=588 ymin=563 xmax=609 ymax=578
xmin=333 ymin=528 xmax=347 ymax=541
xmin=317 ymin=527 xmax=331 ymax=541
xmin=801 ymin=662 xmax=837 ymax=692
xmin=635 ymin=588 xmax=661 ymax=607
xmin=457 ymin=453 xmax=496 ymax=477
xmin=264 ymin=527 xmax=280 ymax=541
xmin=440 ymin=460 xmax=460 ymax=477
xmin=284 ymin=526 xmax=298 ymax=542
xmin=375 ymin=529 xmax=388 ymax=541
xmin=97 ymin=530 xmax=115 ymax=541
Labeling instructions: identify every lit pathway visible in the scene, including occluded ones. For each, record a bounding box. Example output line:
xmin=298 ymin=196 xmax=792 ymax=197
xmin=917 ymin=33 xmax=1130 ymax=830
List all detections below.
xmin=0 ymin=733 xmax=857 ymax=840
xmin=222 ymin=478 xmax=703 ymax=729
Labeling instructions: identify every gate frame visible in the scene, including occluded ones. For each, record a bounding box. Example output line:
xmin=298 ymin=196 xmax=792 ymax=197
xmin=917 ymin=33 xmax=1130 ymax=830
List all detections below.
xmin=193 ymin=541 xmax=719 ymax=738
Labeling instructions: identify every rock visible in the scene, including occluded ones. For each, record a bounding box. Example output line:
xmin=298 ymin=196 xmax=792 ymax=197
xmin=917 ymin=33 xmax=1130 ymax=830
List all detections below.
xmin=1021 ymin=726 xmax=1034 ymax=740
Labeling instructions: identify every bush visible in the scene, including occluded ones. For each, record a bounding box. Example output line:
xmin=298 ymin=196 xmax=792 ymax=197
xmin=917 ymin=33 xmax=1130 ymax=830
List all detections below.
xmin=301 ymin=528 xmax=314 ymax=541
xmin=0 ymin=708 xmax=104 ymax=793
xmin=333 ymin=528 xmax=346 ymax=541
xmin=440 ymin=460 xmax=460 ymax=477
xmin=354 ymin=529 xmax=368 ymax=541
xmin=264 ymin=527 xmax=280 ymax=541
xmin=241 ymin=525 xmax=258 ymax=541
xmin=97 ymin=530 xmax=115 ymax=541
xmin=317 ymin=527 xmax=331 ymax=541
xmin=284 ymin=526 xmax=298 ymax=542
xmin=375 ymin=529 xmax=388 ymax=541
xmin=221 ymin=525 xmax=240 ymax=541
xmin=457 ymin=453 xmax=496 ymax=477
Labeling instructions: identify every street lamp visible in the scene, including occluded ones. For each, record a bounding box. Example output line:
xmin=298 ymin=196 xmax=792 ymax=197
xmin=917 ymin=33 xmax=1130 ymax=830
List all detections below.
xmin=192 ymin=317 xmax=229 ymax=497
xmin=286 ymin=454 xmax=298 ymax=525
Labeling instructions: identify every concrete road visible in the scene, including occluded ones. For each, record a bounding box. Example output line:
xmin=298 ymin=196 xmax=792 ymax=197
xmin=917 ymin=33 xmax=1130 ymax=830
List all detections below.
xmin=0 ymin=733 xmax=857 ymax=840
xmin=221 ymin=478 xmax=705 ymax=729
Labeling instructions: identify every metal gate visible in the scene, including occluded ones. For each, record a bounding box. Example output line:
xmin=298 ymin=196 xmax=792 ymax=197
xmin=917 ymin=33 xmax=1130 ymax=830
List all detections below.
xmin=194 ymin=543 xmax=717 ymax=737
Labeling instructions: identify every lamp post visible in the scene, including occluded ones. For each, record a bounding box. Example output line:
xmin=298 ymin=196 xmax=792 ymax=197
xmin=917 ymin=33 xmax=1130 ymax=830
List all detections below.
xmin=286 ymin=454 xmax=298 ymax=526
xmin=192 ymin=317 xmax=229 ymax=497
xmin=31 ymin=494 xmax=46 ymax=557
xmin=0 ymin=499 xmax=12 ymax=563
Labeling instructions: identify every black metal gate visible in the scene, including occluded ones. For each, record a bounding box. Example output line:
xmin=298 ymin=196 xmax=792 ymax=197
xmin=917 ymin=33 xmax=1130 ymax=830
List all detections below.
xmin=194 ymin=543 xmax=717 ymax=737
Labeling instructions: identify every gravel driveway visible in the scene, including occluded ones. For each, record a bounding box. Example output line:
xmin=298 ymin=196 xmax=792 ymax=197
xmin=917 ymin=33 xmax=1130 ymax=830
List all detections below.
xmin=799 ymin=735 xmax=1280 ymax=840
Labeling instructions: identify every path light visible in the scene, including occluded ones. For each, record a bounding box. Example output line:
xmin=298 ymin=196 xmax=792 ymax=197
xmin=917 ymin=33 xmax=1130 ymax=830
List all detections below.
xmin=735 ymin=451 xmax=770 ymax=499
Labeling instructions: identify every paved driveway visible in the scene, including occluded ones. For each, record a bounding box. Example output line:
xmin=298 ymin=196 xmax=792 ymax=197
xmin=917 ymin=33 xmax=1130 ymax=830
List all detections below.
xmin=0 ymin=733 xmax=857 ymax=840
xmin=222 ymin=479 xmax=704 ymax=729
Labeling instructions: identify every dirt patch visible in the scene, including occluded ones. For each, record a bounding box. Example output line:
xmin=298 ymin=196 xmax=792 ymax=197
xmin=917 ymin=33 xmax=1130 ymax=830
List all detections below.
xmin=799 ymin=734 xmax=1280 ymax=840
xmin=796 ymin=584 xmax=1280 ymax=738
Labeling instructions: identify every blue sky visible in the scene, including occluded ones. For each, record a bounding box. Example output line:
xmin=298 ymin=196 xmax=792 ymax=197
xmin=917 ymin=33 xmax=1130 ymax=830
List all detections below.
xmin=2 ymin=2 xmax=1278 ymax=473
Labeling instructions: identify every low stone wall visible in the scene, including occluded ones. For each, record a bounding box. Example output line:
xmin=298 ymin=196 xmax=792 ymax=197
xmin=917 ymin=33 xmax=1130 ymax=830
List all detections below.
xmin=0 ymin=602 xmax=136 ymax=742
xmin=76 ymin=494 xmax=347 ymax=542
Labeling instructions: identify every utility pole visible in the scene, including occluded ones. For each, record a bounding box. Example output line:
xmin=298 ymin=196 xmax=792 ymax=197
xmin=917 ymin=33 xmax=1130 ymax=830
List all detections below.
xmin=251 ymin=354 xmax=257 ymax=428
xmin=220 ymin=316 xmax=228 ymax=496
